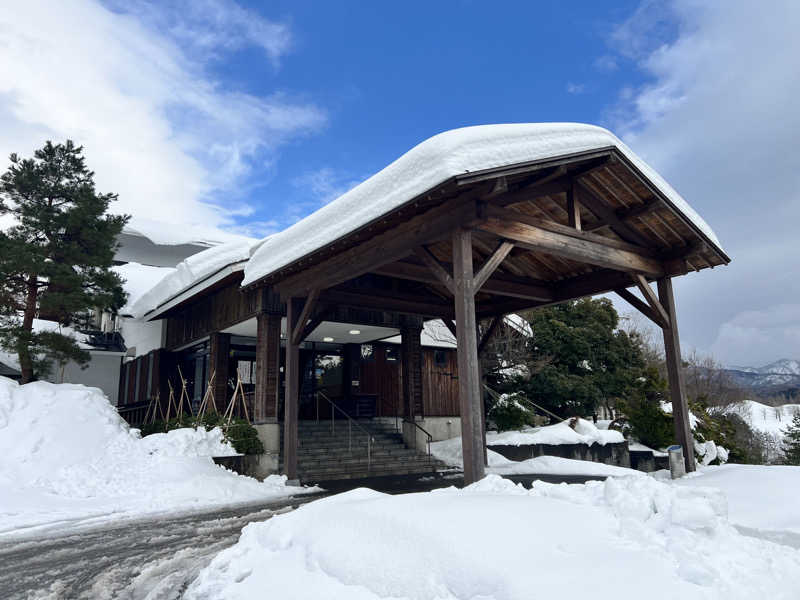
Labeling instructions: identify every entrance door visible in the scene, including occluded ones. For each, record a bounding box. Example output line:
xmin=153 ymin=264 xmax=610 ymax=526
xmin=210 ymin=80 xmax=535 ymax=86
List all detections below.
xmin=297 ymin=348 xmax=345 ymax=419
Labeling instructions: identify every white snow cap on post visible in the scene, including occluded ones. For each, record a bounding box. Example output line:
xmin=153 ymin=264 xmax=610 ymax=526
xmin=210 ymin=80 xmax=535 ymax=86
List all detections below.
xmin=243 ymin=123 xmax=723 ymax=287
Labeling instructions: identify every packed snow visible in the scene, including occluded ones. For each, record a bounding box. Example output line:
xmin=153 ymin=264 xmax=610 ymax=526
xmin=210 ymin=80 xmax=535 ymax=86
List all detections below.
xmin=130 ymin=239 xmax=260 ymax=319
xmin=486 ymin=418 xmax=625 ymax=446
xmin=678 ymin=464 xmax=800 ymax=535
xmin=243 ymin=123 xmax=722 ymax=286
xmin=430 ymin=435 xmax=637 ymax=477
xmin=0 ymin=377 xmax=314 ymax=537
xmin=186 ymin=474 xmax=800 ymax=599
xmin=724 ymin=399 xmax=800 ymax=437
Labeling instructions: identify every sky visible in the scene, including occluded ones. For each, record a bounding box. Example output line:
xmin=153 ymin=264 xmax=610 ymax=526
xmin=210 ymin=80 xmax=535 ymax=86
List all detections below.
xmin=0 ymin=0 xmax=797 ymax=367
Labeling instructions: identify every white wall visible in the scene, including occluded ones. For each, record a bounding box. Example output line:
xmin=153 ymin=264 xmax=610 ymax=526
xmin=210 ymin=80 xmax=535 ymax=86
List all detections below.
xmin=44 ymin=352 xmax=123 ymax=404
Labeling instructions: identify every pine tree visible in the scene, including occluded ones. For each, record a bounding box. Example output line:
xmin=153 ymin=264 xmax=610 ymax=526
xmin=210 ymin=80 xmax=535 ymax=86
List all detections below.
xmin=0 ymin=141 xmax=129 ymax=382
xmin=782 ymin=412 xmax=800 ymax=465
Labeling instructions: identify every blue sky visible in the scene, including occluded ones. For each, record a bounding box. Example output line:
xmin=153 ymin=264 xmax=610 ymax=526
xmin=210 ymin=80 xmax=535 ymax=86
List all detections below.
xmin=1 ymin=1 xmax=799 ymax=366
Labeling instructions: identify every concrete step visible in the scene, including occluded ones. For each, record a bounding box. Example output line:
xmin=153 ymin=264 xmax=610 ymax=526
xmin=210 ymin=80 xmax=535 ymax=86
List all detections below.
xmin=298 ymin=464 xmax=440 ymax=483
xmin=293 ymin=456 xmax=439 ymax=470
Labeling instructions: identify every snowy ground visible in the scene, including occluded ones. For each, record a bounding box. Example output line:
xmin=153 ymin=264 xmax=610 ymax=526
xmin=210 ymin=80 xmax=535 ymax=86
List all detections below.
xmin=185 ymin=473 xmax=800 ymax=599
xmin=0 ymin=377 xmax=316 ymax=538
xmin=431 ymin=433 xmax=639 ymax=477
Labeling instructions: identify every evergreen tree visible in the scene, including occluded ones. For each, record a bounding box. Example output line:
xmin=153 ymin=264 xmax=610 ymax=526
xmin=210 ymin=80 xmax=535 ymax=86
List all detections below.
xmin=0 ymin=141 xmax=128 ymax=382
xmin=513 ymin=298 xmax=645 ymax=418
xmin=782 ymin=412 xmax=800 ymax=465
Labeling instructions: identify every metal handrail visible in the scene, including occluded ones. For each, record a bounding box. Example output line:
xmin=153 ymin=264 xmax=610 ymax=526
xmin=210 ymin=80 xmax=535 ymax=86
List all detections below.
xmin=316 ymin=391 xmax=375 ymax=471
xmin=402 ymin=418 xmax=433 ymax=456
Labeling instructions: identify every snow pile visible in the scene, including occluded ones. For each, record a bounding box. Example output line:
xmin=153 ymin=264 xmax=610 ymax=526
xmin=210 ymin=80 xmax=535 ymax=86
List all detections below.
xmin=695 ymin=439 xmax=729 ymax=466
xmin=243 ymin=123 xmax=722 ymax=286
xmin=130 ymin=239 xmax=259 ymax=319
xmin=678 ymin=464 xmax=800 ymax=535
xmin=486 ymin=417 xmax=625 ymax=446
xmin=0 ymin=377 xmax=312 ymax=536
xmin=186 ymin=474 xmax=800 ymax=599
xmin=139 ymin=427 xmax=238 ymax=458
xmin=661 ymin=400 xmax=700 ymax=429
xmin=430 ymin=435 xmax=638 ymax=477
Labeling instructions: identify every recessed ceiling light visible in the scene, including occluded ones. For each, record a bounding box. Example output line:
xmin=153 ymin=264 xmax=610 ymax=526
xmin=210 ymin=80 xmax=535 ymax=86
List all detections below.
xmin=349 ymin=329 xmax=361 ymax=335
xmin=323 ymin=336 xmax=334 ymax=342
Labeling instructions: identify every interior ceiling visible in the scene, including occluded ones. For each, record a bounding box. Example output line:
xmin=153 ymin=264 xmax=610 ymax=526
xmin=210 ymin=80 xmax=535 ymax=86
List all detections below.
xmin=221 ymin=318 xmax=398 ymax=345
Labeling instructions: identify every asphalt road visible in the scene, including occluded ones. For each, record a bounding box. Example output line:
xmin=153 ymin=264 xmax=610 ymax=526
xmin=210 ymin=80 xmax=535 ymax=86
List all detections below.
xmin=0 ymin=495 xmax=324 ymax=600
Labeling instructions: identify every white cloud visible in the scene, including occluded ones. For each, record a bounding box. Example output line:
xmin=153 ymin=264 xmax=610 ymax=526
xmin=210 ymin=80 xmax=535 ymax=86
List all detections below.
xmin=709 ymin=305 xmax=800 ymax=367
xmin=292 ymin=167 xmax=364 ymax=206
xmin=602 ymin=0 xmax=800 ymax=365
xmin=566 ymin=82 xmax=586 ymax=95
xmin=0 ymin=0 xmax=325 ymax=244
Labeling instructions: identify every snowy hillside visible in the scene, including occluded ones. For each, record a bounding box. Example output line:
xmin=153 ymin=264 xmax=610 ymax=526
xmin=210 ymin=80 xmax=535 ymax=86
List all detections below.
xmin=724 ymin=400 xmax=800 ymax=437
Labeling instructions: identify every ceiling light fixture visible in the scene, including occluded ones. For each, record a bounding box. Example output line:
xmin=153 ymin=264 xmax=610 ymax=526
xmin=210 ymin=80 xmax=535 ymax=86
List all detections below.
xmin=323 ymin=337 xmax=334 ymax=342
xmin=349 ymin=329 xmax=361 ymax=335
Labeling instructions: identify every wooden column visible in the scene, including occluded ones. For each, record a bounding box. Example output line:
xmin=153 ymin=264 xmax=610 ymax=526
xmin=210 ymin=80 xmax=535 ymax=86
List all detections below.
xmin=283 ymin=297 xmax=302 ymax=481
xmin=209 ymin=332 xmax=230 ymax=413
xmin=400 ymin=316 xmax=424 ymax=420
xmin=255 ymin=312 xmax=281 ymax=422
xmin=657 ymin=277 xmax=696 ymax=472
xmin=452 ymin=228 xmax=486 ymax=484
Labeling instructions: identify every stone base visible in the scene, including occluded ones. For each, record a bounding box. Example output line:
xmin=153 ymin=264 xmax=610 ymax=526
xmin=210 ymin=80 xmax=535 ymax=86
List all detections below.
xmin=490 ymin=441 xmax=631 ymax=468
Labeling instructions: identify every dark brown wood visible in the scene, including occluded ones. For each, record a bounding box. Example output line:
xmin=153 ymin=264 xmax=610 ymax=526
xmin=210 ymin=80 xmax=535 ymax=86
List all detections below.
xmin=473 ymin=241 xmax=514 ymax=292
xmin=456 ymin=148 xmax=613 ymax=185
xmin=657 ymin=277 xmax=696 ymax=472
xmin=567 ymin=182 xmax=582 ymax=230
xmin=275 ymin=193 xmax=485 ymax=297
xmin=209 ymin=332 xmax=230 ymax=412
xmin=452 ymin=228 xmax=485 ymax=484
xmin=478 ymin=211 xmax=665 ymax=277
xmin=255 ymin=312 xmax=281 ymax=422
xmin=442 ymin=318 xmax=458 ymax=340
xmin=633 ymin=274 xmax=670 ymax=328
xmin=283 ymin=297 xmax=302 ymax=480
xmin=320 ymin=288 xmax=454 ymax=319
xmin=614 ymin=287 xmax=668 ymax=329
xmin=372 ymin=260 xmax=553 ymax=302
xmin=290 ymin=289 xmax=319 ymax=346
xmin=400 ymin=318 xmax=424 ymax=419
xmin=477 ymin=316 xmax=502 ymax=356
xmin=575 ymin=180 xmax=652 ymax=247
xmin=414 ymin=246 xmax=455 ymax=295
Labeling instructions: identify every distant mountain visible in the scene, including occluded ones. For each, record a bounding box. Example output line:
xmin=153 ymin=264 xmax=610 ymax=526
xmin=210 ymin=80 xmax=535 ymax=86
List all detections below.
xmin=724 ymin=359 xmax=800 ymax=400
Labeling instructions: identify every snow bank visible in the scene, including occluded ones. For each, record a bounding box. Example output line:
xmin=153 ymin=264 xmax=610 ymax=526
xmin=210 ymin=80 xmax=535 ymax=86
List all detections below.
xmin=0 ymin=377 xmax=312 ymax=536
xmin=678 ymin=464 xmax=800 ymax=535
xmin=486 ymin=418 xmax=624 ymax=446
xmin=724 ymin=400 xmax=800 ymax=436
xmin=430 ymin=435 xmax=638 ymax=477
xmin=186 ymin=474 xmax=800 ymax=599
xmin=130 ymin=240 xmax=259 ymax=319
xmin=244 ymin=123 xmax=722 ymax=286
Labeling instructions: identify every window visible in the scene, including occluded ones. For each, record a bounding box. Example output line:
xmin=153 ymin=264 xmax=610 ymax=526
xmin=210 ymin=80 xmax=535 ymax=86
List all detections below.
xmin=385 ymin=346 xmax=399 ymax=362
xmin=434 ymin=349 xmax=448 ymax=367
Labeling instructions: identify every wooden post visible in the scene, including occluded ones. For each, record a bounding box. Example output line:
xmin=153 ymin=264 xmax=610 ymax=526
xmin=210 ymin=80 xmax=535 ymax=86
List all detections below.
xmin=255 ymin=312 xmax=282 ymax=422
xmin=400 ymin=316 xmax=424 ymax=420
xmin=283 ymin=297 xmax=302 ymax=481
xmin=657 ymin=277 xmax=696 ymax=472
xmin=209 ymin=332 xmax=230 ymax=414
xmin=452 ymin=228 xmax=486 ymax=484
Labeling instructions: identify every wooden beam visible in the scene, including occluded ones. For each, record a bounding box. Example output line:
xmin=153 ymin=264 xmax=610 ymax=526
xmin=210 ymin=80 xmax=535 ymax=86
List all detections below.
xmin=372 ymin=260 xmax=553 ymax=302
xmin=478 ymin=210 xmax=665 ymax=277
xmin=320 ymin=288 xmax=454 ymax=319
xmin=455 ymin=148 xmax=614 ymax=185
xmin=442 ymin=318 xmax=458 ymax=340
xmin=574 ymin=180 xmax=652 ymax=247
xmin=614 ymin=287 xmax=668 ymax=329
xmin=477 ymin=316 xmax=502 ymax=356
xmin=584 ymin=198 xmax=660 ymax=232
xmin=658 ymin=278 xmax=696 ymax=473
xmin=283 ymin=297 xmax=301 ymax=481
xmin=275 ymin=190 xmax=487 ymax=298
xmin=567 ymin=181 xmax=581 ymax=230
xmin=290 ymin=289 xmax=319 ymax=346
xmin=473 ymin=241 xmax=515 ymax=292
xmin=452 ymin=228 xmax=485 ymax=485
xmin=414 ymin=246 xmax=455 ymax=295
xmin=632 ymin=274 xmax=670 ymax=328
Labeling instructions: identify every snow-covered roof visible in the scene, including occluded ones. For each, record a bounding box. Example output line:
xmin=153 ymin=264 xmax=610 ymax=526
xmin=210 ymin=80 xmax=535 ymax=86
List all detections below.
xmin=130 ymin=239 xmax=262 ymax=319
xmin=382 ymin=314 xmax=531 ymax=348
xmin=243 ymin=123 xmax=723 ymax=287
xmin=113 ymin=263 xmax=176 ymax=313
xmin=122 ymin=218 xmax=255 ymax=247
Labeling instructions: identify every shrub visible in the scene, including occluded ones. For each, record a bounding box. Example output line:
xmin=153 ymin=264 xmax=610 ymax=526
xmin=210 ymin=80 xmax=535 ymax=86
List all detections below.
xmin=488 ymin=391 xmax=535 ymax=432
xmin=139 ymin=414 xmax=264 ymax=455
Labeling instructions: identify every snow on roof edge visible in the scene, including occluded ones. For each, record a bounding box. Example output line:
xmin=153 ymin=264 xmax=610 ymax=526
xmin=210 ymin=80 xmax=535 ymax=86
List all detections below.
xmin=242 ymin=123 xmax=725 ymax=288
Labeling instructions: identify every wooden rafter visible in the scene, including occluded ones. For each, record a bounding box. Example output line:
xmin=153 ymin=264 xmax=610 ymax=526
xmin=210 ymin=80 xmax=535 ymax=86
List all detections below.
xmin=473 ymin=241 xmax=515 ymax=292
xmin=290 ymin=289 xmax=319 ymax=345
xmin=632 ymin=273 xmax=671 ymax=328
xmin=414 ymin=245 xmax=455 ymax=294
xmin=614 ymin=287 xmax=669 ymax=329
xmin=574 ymin=179 xmax=652 ymax=247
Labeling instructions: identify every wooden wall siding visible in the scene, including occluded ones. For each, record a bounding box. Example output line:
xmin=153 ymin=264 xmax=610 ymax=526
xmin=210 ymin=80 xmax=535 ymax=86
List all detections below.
xmin=165 ymin=281 xmax=264 ymax=350
xmin=421 ymin=348 xmax=460 ymax=417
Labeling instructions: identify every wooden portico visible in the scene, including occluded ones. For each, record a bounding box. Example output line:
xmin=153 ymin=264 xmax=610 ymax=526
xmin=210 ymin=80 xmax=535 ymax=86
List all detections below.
xmin=242 ymin=128 xmax=729 ymax=485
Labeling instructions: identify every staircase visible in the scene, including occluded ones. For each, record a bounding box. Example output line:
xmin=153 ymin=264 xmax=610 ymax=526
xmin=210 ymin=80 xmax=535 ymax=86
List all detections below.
xmin=281 ymin=420 xmax=444 ymax=484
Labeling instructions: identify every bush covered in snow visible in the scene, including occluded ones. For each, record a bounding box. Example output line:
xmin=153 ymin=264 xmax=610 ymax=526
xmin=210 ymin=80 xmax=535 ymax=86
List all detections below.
xmin=141 ymin=412 xmax=264 ymax=455
xmin=486 ymin=391 xmax=535 ymax=431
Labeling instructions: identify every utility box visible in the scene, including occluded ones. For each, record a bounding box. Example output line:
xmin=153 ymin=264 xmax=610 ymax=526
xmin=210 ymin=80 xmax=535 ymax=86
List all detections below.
xmin=668 ymin=444 xmax=686 ymax=479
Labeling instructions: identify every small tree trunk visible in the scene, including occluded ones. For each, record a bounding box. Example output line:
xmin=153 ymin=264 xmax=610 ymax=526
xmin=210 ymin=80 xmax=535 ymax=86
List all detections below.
xmin=19 ymin=274 xmax=38 ymax=384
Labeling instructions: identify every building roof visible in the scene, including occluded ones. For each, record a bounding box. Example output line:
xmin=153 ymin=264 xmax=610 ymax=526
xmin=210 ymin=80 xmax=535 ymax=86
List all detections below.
xmin=242 ymin=123 xmax=726 ymax=288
